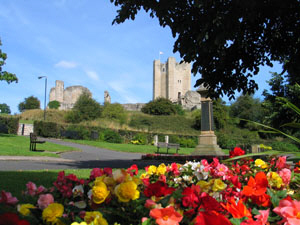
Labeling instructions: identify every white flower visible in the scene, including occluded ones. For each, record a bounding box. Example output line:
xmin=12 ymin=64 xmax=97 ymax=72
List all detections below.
xmin=72 ymin=185 xmax=84 ymax=197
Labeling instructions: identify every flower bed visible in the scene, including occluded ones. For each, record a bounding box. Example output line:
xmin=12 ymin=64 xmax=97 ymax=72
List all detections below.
xmin=1 ymin=147 xmax=300 ymax=225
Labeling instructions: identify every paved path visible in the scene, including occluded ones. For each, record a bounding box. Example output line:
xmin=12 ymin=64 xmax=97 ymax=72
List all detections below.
xmin=0 ymin=138 xmax=161 ymax=171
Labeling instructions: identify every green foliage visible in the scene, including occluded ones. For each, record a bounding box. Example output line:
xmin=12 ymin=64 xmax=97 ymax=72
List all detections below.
xmin=213 ymin=98 xmax=230 ymax=129
xmin=18 ymin=96 xmax=40 ymax=112
xmin=131 ymin=133 xmax=147 ymax=145
xmin=65 ymin=93 xmax=102 ymax=123
xmin=270 ymin=141 xmax=299 ymax=152
xmin=0 ymin=39 xmax=17 ymax=83
xmin=34 ymin=121 xmax=62 ymax=138
xmin=230 ymin=94 xmax=264 ymax=128
xmin=0 ymin=103 xmax=11 ymax=114
xmin=66 ymin=125 xmax=90 ymax=140
xmin=111 ymin=0 xmax=300 ymax=99
xmin=102 ymin=103 xmax=127 ymax=124
xmin=177 ymin=138 xmax=197 ymax=148
xmin=102 ymin=129 xmax=123 ymax=143
xmin=0 ymin=116 xmax=19 ymax=134
xmin=141 ymin=98 xmax=177 ymax=115
xmin=48 ymin=100 xmax=60 ymax=109
xmin=191 ymin=109 xmax=201 ymax=130
xmin=174 ymin=104 xmax=185 ymax=116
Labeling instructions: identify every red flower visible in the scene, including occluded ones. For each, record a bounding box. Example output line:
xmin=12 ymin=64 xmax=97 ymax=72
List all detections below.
xmin=230 ymin=147 xmax=245 ymax=158
xmin=181 ymin=185 xmax=201 ymax=208
xmin=200 ymin=195 xmax=224 ymax=212
xmin=222 ymin=198 xmax=252 ymax=219
xmin=144 ymin=181 xmax=175 ymax=198
xmin=150 ymin=206 xmax=183 ymax=225
xmin=127 ymin=164 xmax=138 ymax=176
xmin=193 ymin=211 xmax=231 ymax=225
xmin=0 ymin=212 xmax=30 ymax=225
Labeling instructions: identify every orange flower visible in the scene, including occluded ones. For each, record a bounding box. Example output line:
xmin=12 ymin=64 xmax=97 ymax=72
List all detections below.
xmin=222 ymin=198 xmax=252 ymax=219
xmin=150 ymin=206 xmax=183 ymax=225
xmin=242 ymin=172 xmax=268 ymax=197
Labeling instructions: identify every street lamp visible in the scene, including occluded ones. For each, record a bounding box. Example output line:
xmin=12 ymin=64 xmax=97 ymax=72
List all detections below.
xmin=38 ymin=76 xmax=47 ymax=120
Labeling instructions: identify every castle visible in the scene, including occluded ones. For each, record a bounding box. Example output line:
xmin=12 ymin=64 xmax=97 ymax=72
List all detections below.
xmin=153 ymin=57 xmax=201 ymax=110
xmin=49 ymin=80 xmax=92 ymax=110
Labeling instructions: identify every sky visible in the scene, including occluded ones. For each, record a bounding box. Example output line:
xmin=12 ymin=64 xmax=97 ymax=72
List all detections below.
xmin=0 ymin=0 xmax=282 ymax=114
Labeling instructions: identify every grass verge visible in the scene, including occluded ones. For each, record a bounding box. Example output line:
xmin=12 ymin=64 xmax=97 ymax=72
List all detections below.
xmin=63 ymin=139 xmax=198 ymax=155
xmin=0 ymin=134 xmax=79 ymax=157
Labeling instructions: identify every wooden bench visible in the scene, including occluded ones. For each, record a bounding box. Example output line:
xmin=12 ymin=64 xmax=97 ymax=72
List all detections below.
xmin=29 ymin=133 xmax=45 ymax=151
xmin=156 ymin=142 xmax=180 ymax=154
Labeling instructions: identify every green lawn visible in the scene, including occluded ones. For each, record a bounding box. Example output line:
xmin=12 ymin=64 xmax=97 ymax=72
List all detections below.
xmin=63 ymin=139 xmax=198 ymax=155
xmin=0 ymin=134 xmax=79 ymax=157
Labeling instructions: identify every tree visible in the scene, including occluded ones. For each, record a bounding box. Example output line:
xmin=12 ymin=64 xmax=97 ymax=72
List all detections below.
xmin=0 ymin=39 xmax=17 ymax=83
xmin=0 ymin=103 xmax=11 ymax=114
xmin=102 ymin=103 xmax=128 ymax=123
xmin=65 ymin=93 xmax=102 ymax=123
xmin=111 ymin=0 xmax=300 ymax=99
xmin=48 ymin=100 xmax=60 ymax=109
xmin=141 ymin=98 xmax=177 ymax=115
xmin=18 ymin=96 xmax=40 ymax=112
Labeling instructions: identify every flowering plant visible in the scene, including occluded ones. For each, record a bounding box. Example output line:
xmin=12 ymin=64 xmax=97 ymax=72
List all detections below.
xmin=1 ymin=148 xmax=300 ymax=225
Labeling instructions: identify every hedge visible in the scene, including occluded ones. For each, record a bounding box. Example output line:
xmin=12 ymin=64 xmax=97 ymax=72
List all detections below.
xmin=33 ymin=120 xmax=199 ymax=145
xmin=0 ymin=116 xmax=19 ymax=134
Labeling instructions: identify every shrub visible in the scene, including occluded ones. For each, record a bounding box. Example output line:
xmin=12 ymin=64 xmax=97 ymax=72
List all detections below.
xmin=141 ymin=98 xmax=177 ymax=115
xmin=18 ymin=96 xmax=40 ymax=112
xmin=102 ymin=103 xmax=127 ymax=124
xmin=65 ymin=125 xmax=90 ymax=140
xmin=178 ymin=138 xmax=197 ymax=148
xmin=0 ymin=116 xmax=19 ymax=134
xmin=131 ymin=133 xmax=147 ymax=145
xmin=174 ymin=104 xmax=185 ymax=116
xmin=34 ymin=121 xmax=62 ymax=138
xmin=102 ymin=129 xmax=123 ymax=143
xmin=270 ymin=141 xmax=299 ymax=152
xmin=48 ymin=100 xmax=60 ymax=109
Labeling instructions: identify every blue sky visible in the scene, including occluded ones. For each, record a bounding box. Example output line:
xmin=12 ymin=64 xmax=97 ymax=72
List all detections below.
xmin=0 ymin=0 xmax=281 ymax=114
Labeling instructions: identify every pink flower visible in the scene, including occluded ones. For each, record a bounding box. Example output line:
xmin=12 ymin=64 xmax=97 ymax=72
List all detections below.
xmin=215 ymin=163 xmax=229 ymax=179
xmin=0 ymin=190 xmax=18 ymax=205
xmin=37 ymin=194 xmax=54 ymax=209
xmin=25 ymin=182 xmax=37 ymax=196
xmin=276 ymin=156 xmax=287 ymax=170
xmin=145 ymin=199 xmax=157 ymax=209
xmin=241 ymin=209 xmax=269 ymax=225
xmin=279 ymin=168 xmax=291 ymax=185
xmin=273 ymin=197 xmax=300 ymax=225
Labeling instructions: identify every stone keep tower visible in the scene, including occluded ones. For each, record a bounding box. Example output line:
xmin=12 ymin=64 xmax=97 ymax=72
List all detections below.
xmin=153 ymin=57 xmax=191 ymax=102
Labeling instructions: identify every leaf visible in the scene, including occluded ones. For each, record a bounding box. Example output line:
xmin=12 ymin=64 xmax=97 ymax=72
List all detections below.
xmin=280 ymin=123 xmax=300 ymax=129
xmin=230 ymin=217 xmax=248 ymax=225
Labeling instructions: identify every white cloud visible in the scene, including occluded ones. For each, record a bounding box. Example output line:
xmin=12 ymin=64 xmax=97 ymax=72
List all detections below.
xmin=55 ymin=60 xmax=77 ymax=69
xmin=85 ymin=70 xmax=99 ymax=81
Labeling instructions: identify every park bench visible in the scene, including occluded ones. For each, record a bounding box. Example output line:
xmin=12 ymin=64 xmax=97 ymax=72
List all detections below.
xmin=29 ymin=133 xmax=45 ymax=151
xmin=156 ymin=142 xmax=180 ymax=154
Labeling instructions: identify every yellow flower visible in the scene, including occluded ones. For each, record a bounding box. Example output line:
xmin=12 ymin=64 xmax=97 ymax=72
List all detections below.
xmin=84 ymin=211 xmax=108 ymax=225
xmin=255 ymin=159 xmax=268 ymax=169
xmin=140 ymin=173 xmax=147 ymax=179
xmin=18 ymin=203 xmax=35 ymax=216
xmin=196 ymin=180 xmax=211 ymax=193
xmin=71 ymin=223 xmax=88 ymax=225
xmin=92 ymin=181 xmax=110 ymax=204
xmin=156 ymin=163 xmax=167 ymax=176
xmin=268 ymin=172 xmax=283 ymax=188
xmin=212 ymin=179 xmax=227 ymax=192
xmin=115 ymin=180 xmax=140 ymax=202
xmin=42 ymin=203 xmax=64 ymax=224
xmin=147 ymin=165 xmax=157 ymax=175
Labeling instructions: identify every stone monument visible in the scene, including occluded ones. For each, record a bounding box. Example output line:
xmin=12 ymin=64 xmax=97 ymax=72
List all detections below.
xmin=104 ymin=91 xmax=111 ymax=104
xmin=192 ymin=85 xmax=224 ymax=156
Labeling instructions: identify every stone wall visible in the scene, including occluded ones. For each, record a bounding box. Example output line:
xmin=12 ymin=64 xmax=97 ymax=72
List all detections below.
xmin=122 ymin=103 xmax=146 ymax=111
xmin=17 ymin=123 xmax=34 ymax=136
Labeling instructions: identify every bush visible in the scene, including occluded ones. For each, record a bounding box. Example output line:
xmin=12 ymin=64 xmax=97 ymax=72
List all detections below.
xmin=102 ymin=129 xmax=123 ymax=143
xmin=131 ymin=133 xmax=147 ymax=145
xmin=18 ymin=96 xmax=40 ymax=112
xmin=48 ymin=100 xmax=60 ymax=109
xmin=34 ymin=121 xmax=62 ymax=138
xmin=102 ymin=103 xmax=127 ymax=124
xmin=141 ymin=98 xmax=177 ymax=115
xmin=0 ymin=116 xmax=19 ymax=134
xmin=65 ymin=93 xmax=102 ymax=123
xmin=65 ymin=125 xmax=90 ymax=140
xmin=178 ymin=138 xmax=197 ymax=148
xmin=270 ymin=141 xmax=299 ymax=152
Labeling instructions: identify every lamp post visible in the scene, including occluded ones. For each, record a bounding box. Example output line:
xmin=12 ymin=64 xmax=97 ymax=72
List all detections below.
xmin=38 ymin=76 xmax=47 ymax=120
